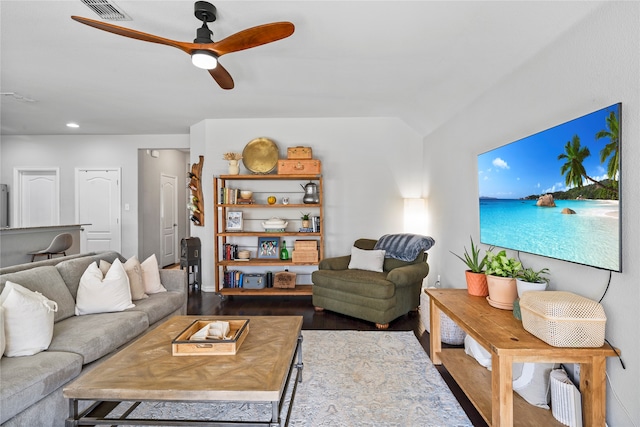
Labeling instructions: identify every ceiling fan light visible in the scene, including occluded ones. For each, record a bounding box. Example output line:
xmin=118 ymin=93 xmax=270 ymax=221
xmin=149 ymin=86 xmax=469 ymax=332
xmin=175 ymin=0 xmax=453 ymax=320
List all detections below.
xmin=191 ymin=51 xmax=218 ymax=69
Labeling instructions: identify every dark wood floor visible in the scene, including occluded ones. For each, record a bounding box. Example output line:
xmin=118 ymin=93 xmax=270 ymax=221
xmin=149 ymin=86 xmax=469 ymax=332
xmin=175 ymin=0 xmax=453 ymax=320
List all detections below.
xmin=187 ymin=289 xmax=488 ymax=427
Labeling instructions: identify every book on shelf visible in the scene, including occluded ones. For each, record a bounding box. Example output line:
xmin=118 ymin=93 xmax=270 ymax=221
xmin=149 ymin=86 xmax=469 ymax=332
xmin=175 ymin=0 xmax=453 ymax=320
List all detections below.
xmin=220 ymin=187 xmax=238 ymax=204
xmin=223 ymin=270 xmax=244 ymax=288
xmin=223 ymin=243 xmax=239 ymax=260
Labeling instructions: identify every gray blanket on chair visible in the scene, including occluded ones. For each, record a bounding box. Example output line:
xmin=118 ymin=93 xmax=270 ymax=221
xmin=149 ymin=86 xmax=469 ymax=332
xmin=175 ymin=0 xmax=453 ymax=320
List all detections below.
xmin=374 ymin=233 xmax=436 ymax=262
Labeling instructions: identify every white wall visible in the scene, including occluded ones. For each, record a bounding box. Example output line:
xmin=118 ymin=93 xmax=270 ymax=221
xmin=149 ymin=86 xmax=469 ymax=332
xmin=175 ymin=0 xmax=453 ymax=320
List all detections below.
xmin=424 ymin=3 xmax=639 ymax=426
xmin=189 ymin=117 xmax=424 ymax=292
xmin=0 ymin=134 xmax=189 ymax=258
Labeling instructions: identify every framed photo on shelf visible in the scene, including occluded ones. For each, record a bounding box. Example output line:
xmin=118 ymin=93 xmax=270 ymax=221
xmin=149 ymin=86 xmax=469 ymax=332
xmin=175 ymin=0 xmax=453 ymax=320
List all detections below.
xmin=257 ymin=236 xmax=279 ymax=259
xmin=226 ymin=211 xmax=243 ymax=231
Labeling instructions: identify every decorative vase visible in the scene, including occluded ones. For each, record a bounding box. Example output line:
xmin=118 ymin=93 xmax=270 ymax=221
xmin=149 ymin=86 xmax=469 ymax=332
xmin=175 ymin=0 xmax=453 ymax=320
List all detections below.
xmin=516 ymin=279 xmax=548 ymax=298
xmin=228 ymin=160 xmax=240 ymax=175
xmin=486 ymin=275 xmax=517 ymax=310
xmin=465 ymin=271 xmax=488 ymax=297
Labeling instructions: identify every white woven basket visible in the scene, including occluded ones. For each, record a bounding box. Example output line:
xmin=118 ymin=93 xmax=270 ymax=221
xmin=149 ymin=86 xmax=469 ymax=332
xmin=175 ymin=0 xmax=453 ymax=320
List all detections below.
xmin=421 ymin=289 xmax=466 ymax=345
xmin=520 ymin=291 xmax=606 ymax=348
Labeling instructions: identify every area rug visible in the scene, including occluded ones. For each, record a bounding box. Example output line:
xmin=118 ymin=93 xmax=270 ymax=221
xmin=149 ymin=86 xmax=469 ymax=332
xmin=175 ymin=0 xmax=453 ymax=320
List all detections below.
xmin=110 ymin=330 xmax=473 ymax=426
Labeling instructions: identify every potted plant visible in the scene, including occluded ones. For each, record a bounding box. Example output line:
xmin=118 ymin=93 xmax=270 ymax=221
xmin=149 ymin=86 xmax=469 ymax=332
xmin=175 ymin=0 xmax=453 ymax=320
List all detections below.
xmin=301 ymin=212 xmax=311 ymax=228
xmin=516 ymin=267 xmax=550 ymax=298
xmin=484 ymin=250 xmax=522 ymax=309
xmin=450 ymin=237 xmax=490 ymax=297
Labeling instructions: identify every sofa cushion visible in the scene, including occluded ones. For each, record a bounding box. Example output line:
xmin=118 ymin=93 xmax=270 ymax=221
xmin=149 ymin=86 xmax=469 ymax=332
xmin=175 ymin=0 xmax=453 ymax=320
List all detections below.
xmin=1 ymin=281 xmax=58 ymax=357
xmin=127 ymin=291 xmax=185 ymax=325
xmin=55 ymin=251 xmax=123 ymax=299
xmin=311 ymin=269 xmax=396 ymax=299
xmin=313 ymin=284 xmax=397 ymax=311
xmin=49 ymin=311 xmax=149 ymax=364
xmin=0 ymin=350 xmax=83 ymax=424
xmin=0 ymin=266 xmax=76 ymax=322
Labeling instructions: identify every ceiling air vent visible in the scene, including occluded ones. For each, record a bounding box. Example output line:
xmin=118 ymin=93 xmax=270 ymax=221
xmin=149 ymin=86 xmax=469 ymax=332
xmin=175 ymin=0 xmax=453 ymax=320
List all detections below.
xmin=80 ymin=0 xmax=131 ymax=21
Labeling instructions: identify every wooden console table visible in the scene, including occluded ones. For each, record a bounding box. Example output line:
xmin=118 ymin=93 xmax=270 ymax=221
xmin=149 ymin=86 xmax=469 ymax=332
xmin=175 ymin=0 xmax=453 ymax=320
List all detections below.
xmin=427 ymin=288 xmax=618 ymax=427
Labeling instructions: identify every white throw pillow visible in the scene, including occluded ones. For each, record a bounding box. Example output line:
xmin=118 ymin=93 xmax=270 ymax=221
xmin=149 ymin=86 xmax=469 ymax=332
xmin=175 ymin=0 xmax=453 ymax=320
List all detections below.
xmin=102 ymin=257 xmax=149 ymax=301
xmin=464 ymin=335 xmax=492 ymax=369
xmin=140 ymin=254 xmax=167 ymax=294
xmin=0 ymin=281 xmax=58 ymax=357
xmin=512 ymin=362 xmax=559 ymax=409
xmin=75 ymin=259 xmax=135 ymax=315
xmin=348 ymin=247 xmax=385 ymax=272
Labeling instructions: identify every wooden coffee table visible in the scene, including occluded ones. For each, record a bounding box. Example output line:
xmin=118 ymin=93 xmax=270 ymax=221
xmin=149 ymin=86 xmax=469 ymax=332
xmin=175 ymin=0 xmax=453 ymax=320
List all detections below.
xmin=63 ymin=315 xmax=303 ymax=427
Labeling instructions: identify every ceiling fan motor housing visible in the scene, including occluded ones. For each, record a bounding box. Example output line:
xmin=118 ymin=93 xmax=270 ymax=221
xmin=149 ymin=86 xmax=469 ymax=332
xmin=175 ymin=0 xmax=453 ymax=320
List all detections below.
xmin=194 ymin=1 xmax=216 ymax=23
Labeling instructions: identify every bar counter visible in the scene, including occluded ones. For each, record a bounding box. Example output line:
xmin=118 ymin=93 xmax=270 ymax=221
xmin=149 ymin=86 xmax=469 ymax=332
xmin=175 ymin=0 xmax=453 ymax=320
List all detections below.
xmin=0 ymin=224 xmax=84 ymax=267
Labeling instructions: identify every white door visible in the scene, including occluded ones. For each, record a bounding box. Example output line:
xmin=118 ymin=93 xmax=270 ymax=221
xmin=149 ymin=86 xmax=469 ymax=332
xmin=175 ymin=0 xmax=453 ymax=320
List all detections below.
xmin=76 ymin=169 xmax=121 ymax=253
xmin=160 ymin=174 xmax=178 ymax=267
xmin=13 ymin=168 xmax=60 ymax=227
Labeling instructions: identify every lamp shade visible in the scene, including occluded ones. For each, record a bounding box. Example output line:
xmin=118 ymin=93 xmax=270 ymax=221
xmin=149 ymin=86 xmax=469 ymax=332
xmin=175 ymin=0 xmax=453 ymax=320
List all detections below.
xmin=191 ymin=51 xmax=218 ymax=70
xmin=403 ymin=198 xmax=427 ymax=234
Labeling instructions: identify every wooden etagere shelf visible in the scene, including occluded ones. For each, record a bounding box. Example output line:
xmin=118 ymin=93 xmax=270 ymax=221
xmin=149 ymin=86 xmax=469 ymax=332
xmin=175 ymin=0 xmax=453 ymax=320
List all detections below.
xmin=213 ymin=174 xmax=324 ymax=296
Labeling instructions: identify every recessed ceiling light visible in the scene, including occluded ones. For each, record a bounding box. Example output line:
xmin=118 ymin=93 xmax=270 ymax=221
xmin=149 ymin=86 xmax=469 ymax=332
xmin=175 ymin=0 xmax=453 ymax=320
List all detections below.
xmin=66 ymin=122 xmax=80 ymax=128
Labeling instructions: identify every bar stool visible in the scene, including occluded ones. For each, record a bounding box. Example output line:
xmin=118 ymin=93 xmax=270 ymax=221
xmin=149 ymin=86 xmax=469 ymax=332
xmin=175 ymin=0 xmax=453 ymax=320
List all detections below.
xmin=28 ymin=233 xmax=73 ymax=262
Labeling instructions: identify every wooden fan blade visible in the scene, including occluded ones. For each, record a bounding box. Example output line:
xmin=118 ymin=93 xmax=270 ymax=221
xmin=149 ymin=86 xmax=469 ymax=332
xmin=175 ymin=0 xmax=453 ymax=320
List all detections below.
xmin=71 ymin=16 xmax=197 ymax=55
xmin=209 ymin=64 xmax=234 ymax=90
xmin=211 ymin=22 xmax=294 ymax=56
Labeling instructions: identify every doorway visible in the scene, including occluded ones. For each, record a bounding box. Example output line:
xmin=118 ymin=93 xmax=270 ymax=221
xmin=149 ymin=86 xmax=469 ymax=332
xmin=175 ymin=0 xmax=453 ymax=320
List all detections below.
xmin=75 ymin=168 xmax=122 ymax=253
xmin=160 ymin=174 xmax=178 ymax=267
xmin=138 ymin=149 xmax=188 ymax=264
xmin=13 ymin=168 xmax=60 ymax=227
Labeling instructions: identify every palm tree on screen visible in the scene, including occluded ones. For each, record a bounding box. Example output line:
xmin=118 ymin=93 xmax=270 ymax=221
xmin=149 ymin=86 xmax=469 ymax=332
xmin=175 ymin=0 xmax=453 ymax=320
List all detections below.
xmin=558 ymin=135 xmax=592 ymax=189
xmin=558 ymin=134 xmax=617 ymax=195
xmin=595 ymin=111 xmax=620 ymax=183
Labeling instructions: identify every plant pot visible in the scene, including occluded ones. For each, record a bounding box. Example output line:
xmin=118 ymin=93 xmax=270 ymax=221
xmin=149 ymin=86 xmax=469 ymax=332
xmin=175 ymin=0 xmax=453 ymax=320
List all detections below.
xmin=465 ymin=270 xmax=488 ymax=297
xmin=302 ymin=219 xmax=310 ymax=228
xmin=486 ymin=275 xmax=517 ymax=310
xmin=516 ymin=279 xmax=548 ymax=298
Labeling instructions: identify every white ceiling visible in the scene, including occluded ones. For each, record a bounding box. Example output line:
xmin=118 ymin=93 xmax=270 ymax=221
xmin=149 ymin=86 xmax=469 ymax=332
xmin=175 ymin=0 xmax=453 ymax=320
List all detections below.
xmin=1 ymin=1 xmax=604 ymax=137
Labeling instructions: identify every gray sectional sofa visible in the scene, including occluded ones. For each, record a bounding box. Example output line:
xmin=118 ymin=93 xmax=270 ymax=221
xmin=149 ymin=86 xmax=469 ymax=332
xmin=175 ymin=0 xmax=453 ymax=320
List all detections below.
xmin=0 ymin=251 xmax=187 ymax=427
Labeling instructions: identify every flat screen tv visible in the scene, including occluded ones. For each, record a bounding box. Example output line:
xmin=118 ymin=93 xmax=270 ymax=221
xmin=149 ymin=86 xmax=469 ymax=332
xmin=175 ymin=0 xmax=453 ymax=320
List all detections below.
xmin=478 ymin=103 xmax=621 ymax=272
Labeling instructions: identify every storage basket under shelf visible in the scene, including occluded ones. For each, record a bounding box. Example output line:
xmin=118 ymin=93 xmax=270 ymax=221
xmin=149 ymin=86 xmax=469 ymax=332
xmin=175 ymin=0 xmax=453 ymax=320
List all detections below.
xmin=520 ymin=291 xmax=606 ymax=348
xmin=421 ymin=289 xmax=466 ymax=345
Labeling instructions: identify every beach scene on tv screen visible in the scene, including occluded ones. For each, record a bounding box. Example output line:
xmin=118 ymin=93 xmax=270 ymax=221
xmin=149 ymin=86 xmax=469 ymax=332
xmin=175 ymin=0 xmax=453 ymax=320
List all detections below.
xmin=478 ymin=103 xmax=620 ymax=271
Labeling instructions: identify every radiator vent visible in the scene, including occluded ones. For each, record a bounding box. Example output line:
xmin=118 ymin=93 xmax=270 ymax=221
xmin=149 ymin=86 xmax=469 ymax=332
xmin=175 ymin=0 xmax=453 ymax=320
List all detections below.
xmin=80 ymin=0 xmax=131 ymax=21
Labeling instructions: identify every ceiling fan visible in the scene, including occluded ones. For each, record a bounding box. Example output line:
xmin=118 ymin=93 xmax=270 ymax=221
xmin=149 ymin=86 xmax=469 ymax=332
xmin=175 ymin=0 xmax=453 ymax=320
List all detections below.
xmin=71 ymin=1 xmax=294 ymax=89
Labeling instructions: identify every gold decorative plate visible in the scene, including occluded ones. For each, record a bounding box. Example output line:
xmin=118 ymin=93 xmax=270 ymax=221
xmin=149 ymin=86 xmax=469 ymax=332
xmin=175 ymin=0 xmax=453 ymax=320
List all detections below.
xmin=242 ymin=137 xmax=279 ymax=174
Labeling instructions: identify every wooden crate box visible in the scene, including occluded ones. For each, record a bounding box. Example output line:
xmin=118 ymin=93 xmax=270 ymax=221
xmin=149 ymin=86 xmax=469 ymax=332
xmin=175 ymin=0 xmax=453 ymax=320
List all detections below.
xmin=274 ymin=271 xmax=296 ymax=288
xmin=294 ymin=240 xmax=318 ymax=250
xmin=292 ymin=250 xmax=318 ymax=263
xmin=287 ymin=146 xmax=312 ymax=159
xmin=277 ymin=159 xmax=321 ymax=175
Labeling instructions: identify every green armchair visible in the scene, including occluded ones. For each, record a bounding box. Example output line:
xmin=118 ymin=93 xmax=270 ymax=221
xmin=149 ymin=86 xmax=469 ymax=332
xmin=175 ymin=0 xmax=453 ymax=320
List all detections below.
xmin=312 ymin=238 xmax=430 ymax=329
